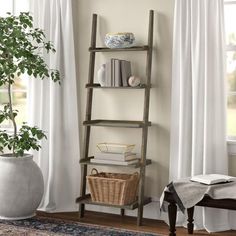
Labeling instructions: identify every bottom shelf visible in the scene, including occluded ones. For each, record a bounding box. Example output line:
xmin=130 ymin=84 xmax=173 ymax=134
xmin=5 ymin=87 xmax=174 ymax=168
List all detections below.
xmin=76 ymin=194 xmax=151 ymax=210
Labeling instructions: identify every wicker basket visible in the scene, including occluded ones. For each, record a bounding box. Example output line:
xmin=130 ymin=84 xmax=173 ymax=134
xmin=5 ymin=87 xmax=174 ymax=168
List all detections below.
xmin=87 ymin=168 xmax=139 ymax=205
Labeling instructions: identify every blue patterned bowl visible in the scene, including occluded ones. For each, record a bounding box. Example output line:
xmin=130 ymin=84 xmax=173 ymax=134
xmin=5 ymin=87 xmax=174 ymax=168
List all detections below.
xmin=104 ymin=32 xmax=135 ymax=48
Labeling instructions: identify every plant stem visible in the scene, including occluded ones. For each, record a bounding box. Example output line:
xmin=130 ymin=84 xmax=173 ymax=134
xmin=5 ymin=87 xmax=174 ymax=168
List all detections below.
xmin=8 ymin=80 xmax=17 ymax=154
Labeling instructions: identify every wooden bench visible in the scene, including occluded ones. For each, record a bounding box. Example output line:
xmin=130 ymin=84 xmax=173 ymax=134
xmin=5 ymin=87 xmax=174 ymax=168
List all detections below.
xmin=164 ymin=191 xmax=236 ymax=236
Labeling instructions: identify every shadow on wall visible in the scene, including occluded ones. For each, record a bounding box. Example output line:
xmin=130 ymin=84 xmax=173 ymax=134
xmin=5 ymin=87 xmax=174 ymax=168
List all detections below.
xmin=154 ymin=12 xmax=173 ymax=88
xmin=98 ymin=16 xmax=109 ymax=47
xmin=147 ymin=124 xmax=170 ymax=197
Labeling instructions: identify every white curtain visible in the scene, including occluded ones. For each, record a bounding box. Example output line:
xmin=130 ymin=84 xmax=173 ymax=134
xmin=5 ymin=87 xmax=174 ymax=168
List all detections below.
xmin=170 ymin=0 xmax=236 ymax=232
xmin=28 ymin=0 xmax=81 ymax=212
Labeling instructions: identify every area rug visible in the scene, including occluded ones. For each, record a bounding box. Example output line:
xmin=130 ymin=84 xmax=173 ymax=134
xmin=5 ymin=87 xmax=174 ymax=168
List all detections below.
xmin=0 ymin=216 xmax=160 ymax=236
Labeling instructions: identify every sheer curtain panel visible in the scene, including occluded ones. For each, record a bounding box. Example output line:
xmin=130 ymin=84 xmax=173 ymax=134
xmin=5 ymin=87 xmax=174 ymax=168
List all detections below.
xmin=169 ymin=0 xmax=236 ymax=232
xmin=29 ymin=0 xmax=80 ymax=212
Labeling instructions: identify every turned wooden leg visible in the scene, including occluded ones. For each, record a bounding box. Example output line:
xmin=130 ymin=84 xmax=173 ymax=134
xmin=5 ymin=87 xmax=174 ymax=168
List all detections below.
xmin=187 ymin=207 xmax=194 ymax=234
xmin=121 ymin=209 xmax=125 ymax=216
xmin=168 ymin=202 xmax=177 ymax=236
xmin=79 ymin=203 xmax=85 ymax=218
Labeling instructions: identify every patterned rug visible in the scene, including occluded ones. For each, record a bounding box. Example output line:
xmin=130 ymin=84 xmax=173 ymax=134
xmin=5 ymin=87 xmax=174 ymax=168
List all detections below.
xmin=0 ymin=216 xmax=160 ymax=236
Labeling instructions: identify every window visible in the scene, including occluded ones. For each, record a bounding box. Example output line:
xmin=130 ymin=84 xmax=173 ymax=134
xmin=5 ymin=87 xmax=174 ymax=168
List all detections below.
xmin=0 ymin=77 xmax=28 ymax=128
xmin=225 ymin=1 xmax=236 ymax=138
xmin=0 ymin=0 xmax=29 ymax=128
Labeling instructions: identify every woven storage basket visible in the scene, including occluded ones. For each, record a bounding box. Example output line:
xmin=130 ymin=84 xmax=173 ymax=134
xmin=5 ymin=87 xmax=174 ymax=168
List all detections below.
xmin=87 ymin=168 xmax=139 ymax=205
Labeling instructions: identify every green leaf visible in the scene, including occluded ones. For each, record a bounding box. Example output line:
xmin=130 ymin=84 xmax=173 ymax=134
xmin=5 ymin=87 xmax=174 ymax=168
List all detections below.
xmin=0 ymin=12 xmax=60 ymax=155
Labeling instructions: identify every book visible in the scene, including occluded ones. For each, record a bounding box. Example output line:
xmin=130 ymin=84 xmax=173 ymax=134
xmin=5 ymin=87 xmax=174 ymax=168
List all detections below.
xmin=114 ymin=59 xmax=122 ymax=87
xmin=121 ymin=60 xmax=131 ymax=87
xmin=105 ymin=60 xmax=112 ymax=86
xmin=190 ymin=174 xmax=236 ymax=185
xmin=105 ymin=59 xmax=131 ymax=87
xmin=111 ymin=58 xmax=115 ymax=87
xmin=90 ymin=158 xmax=139 ymax=166
xmin=94 ymin=152 xmax=137 ymax=161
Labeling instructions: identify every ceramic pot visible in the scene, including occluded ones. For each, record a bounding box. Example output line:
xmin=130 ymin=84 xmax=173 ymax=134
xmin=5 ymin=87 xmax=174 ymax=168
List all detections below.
xmin=104 ymin=32 xmax=135 ymax=48
xmin=0 ymin=154 xmax=44 ymax=220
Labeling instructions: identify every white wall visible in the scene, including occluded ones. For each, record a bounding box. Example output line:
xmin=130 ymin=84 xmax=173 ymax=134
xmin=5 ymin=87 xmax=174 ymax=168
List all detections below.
xmin=73 ymin=0 xmax=174 ymax=219
xmin=72 ymin=0 xmax=236 ymax=220
xmin=229 ymin=155 xmax=236 ymax=176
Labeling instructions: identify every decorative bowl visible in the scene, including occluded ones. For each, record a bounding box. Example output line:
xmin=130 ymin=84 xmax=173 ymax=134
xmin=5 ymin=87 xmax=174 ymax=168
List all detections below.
xmin=97 ymin=143 xmax=135 ymax=153
xmin=104 ymin=32 xmax=135 ymax=49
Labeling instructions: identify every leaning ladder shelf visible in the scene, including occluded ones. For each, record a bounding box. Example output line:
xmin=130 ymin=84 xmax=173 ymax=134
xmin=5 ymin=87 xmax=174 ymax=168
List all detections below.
xmin=76 ymin=10 xmax=154 ymax=226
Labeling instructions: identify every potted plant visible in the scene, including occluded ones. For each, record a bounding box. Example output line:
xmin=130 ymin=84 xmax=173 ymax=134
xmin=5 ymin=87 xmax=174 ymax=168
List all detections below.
xmin=0 ymin=12 xmax=60 ymax=220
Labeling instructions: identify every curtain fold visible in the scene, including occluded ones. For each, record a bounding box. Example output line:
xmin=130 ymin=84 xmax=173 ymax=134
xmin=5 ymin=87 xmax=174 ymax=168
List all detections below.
xmin=169 ymin=0 xmax=236 ymax=232
xmin=28 ymin=0 xmax=80 ymax=212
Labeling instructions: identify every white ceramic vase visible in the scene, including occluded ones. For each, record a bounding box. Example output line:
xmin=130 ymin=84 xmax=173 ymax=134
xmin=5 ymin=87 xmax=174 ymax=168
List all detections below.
xmin=97 ymin=64 xmax=106 ymax=86
xmin=0 ymin=154 xmax=44 ymax=220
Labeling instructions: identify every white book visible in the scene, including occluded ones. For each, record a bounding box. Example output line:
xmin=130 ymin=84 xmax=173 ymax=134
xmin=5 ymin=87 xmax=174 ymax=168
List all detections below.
xmin=90 ymin=158 xmax=139 ymax=166
xmin=191 ymin=174 xmax=236 ymax=185
xmin=111 ymin=58 xmax=115 ymax=87
xmin=114 ymin=59 xmax=122 ymax=87
xmin=105 ymin=60 xmax=111 ymax=86
xmin=94 ymin=152 xmax=137 ymax=161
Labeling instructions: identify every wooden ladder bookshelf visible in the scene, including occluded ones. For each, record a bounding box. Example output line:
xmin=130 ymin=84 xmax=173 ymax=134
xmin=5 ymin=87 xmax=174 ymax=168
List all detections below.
xmin=76 ymin=10 xmax=154 ymax=226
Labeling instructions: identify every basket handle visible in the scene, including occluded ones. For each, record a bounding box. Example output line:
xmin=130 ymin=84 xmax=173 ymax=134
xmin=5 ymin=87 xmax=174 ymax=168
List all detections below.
xmin=131 ymin=172 xmax=139 ymax=179
xmin=91 ymin=168 xmax=99 ymax=175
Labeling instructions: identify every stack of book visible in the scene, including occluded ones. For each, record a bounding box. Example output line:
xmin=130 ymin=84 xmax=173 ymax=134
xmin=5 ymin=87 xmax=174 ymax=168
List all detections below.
xmin=104 ymin=59 xmax=131 ymax=87
xmin=90 ymin=152 xmax=139 ymax=165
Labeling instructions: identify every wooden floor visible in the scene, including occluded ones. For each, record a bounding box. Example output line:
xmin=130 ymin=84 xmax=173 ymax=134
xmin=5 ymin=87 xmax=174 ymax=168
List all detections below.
xmin=37 ymin=210 xmax=236 ymax=236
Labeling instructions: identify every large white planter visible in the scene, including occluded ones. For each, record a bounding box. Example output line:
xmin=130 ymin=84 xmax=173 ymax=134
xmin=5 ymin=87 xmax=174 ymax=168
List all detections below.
xmin=0 ymin=154 xmax=44 ymax=220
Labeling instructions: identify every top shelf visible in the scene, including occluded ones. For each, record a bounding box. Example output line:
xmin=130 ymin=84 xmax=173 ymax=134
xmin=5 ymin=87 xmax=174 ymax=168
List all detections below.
xmin=89 ymin=46 xmax=149 ymax=52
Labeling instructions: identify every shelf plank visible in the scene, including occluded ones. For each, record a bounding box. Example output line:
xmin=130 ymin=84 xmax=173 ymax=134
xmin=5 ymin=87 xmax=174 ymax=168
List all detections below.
xmin=86 ymin=83 xmax=148 ymax=89
xmin=89 ymin=46 xmax=149 ymax=52
xmin=76 ymin=194 xmax=151 ymax=210
xmin=80 ymin=157 xmax=152 ymax=168
xmin=83 ymin=120 xmax=151 ymax=128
